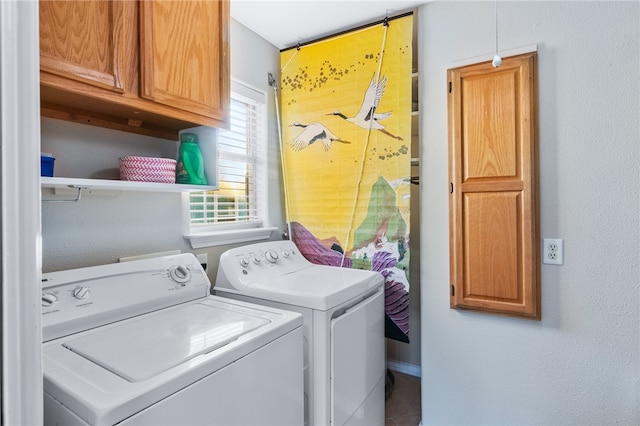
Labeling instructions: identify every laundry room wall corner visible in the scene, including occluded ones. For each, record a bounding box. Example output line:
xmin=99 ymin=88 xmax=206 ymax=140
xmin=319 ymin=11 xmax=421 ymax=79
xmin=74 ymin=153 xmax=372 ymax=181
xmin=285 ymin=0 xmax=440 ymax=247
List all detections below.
xmin=41 ymin=19 xmax=285 ymax=273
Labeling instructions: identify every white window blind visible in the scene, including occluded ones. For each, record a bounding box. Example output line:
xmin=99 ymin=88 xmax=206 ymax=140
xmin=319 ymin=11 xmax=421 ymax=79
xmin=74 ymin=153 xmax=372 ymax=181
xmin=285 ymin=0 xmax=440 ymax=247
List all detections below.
xmin=189 ymin=81 xmax=264 ymax=227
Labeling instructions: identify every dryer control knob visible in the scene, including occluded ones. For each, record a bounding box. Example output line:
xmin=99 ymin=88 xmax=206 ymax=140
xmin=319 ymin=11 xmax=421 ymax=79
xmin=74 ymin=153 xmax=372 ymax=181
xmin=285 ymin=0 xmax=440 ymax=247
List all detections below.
xmin=265 ymin=250 xmax=279 ymax=263
xmin=170 ymin=265 xmax=191 ymax=284
xmin=41 ymin=292 xmax=58 ymax=307
xmin=72 ymin=286 xmax=91 ymax=300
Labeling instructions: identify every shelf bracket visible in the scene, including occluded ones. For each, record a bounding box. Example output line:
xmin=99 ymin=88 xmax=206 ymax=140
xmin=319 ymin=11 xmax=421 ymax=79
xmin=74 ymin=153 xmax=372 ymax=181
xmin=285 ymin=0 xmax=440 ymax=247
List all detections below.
xmin=42 ymin=185 xmax=90 ymax=203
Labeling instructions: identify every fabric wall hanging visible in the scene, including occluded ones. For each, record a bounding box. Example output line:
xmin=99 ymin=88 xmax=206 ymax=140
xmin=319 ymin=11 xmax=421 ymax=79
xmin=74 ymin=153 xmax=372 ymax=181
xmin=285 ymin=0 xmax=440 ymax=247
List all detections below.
xmin=279 ymin=13 xmax=413 ymax=342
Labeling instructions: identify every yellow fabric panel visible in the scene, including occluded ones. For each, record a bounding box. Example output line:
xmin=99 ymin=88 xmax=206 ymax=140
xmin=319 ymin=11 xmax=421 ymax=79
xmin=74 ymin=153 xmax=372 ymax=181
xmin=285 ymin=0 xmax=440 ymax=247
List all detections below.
xmin=280 ymin=15 xmax=412 ymax=254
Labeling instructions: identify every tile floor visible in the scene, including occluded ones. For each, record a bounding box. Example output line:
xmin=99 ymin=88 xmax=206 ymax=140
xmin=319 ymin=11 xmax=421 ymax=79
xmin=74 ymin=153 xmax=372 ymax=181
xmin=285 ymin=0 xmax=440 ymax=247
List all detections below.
xmin=385 ymin=370 xmax=422 ymax=426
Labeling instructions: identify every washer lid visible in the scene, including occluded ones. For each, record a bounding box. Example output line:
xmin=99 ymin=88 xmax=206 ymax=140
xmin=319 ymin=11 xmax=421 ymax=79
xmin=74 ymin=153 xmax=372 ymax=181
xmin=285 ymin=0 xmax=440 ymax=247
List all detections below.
xmin=63 ymin=302 xmax=269 ymax=382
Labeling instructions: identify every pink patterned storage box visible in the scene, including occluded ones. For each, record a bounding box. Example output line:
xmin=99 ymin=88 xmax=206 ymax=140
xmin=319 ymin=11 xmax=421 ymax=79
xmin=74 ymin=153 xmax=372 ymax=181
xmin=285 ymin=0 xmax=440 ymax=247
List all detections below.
xmin=119 ymin=156 xmax=177 ymax=184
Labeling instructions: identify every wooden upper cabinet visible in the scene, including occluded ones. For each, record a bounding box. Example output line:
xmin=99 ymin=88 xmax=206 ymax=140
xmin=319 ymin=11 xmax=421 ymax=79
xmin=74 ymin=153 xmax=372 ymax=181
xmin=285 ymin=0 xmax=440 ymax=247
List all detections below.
xmin=39 ymin=0 xmax=230 ymax=139
xmin=140 ymin=1 xmax=229 ymax=121
xmin=448 ymin=52 xmax=540 ymax=320
xmin=39 ymin=1 xmax=127 ymax=93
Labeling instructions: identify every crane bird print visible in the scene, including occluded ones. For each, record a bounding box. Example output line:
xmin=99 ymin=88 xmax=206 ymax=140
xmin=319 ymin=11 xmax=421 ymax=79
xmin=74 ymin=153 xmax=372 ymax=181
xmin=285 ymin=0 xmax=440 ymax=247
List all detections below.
xmin=289 ymin=122 xmax=351 ymax=151
xmin=328 ymin=75 xmax=403 ymax=141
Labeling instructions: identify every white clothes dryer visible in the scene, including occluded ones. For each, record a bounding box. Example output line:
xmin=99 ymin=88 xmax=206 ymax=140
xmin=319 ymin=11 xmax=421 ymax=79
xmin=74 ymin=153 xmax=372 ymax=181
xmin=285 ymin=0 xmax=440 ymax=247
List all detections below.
xmin=42 ymin=253 xmax=304 ymax=426
xmin=214 ymin=240 xmax=385 ymax=426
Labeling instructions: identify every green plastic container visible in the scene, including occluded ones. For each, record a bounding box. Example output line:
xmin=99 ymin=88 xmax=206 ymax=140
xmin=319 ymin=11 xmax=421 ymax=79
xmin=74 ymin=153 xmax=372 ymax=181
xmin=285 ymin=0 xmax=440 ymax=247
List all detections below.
xmin=176 ymin=133 xmax=208 ymax=185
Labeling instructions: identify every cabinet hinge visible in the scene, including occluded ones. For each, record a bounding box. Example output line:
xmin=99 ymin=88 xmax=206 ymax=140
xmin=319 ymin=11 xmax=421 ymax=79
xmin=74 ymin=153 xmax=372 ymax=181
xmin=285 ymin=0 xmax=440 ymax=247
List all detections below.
xmin=448 ymin=81 xmax=452 ymax=93
xmin=451 ymin=285 xmax=455 ymax=297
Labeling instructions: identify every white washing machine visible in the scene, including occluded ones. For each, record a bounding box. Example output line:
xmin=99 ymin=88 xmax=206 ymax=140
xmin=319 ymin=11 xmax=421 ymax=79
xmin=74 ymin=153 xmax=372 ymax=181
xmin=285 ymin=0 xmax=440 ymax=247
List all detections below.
xmin=41 ymin=253 xmax=304 ymax=426
xmin=214 ymin=240 xmax=385 ymax=426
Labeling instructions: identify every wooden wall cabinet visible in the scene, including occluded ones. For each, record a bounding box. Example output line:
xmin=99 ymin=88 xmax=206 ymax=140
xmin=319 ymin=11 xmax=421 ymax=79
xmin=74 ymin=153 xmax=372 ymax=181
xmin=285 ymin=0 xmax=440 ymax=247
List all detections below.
xmin=39 ymin=0 xmax=229 ymax=140
xmin=448 ymin=52 xmax=540 ymax=320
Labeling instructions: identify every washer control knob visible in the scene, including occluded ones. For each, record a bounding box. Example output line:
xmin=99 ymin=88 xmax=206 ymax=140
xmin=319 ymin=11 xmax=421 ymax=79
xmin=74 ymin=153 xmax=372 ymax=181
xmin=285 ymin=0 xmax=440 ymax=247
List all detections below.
xmin=41 ymin=293 xmax=58 ymax=307
xmin=252 ymin=255 xmax=262 ymax=265
xmin=265 ymin=250 xmax=279 ymax=263
xmin=281 ymin=250 xmax=290 ymax=258
xmin=72 ymin=286 xmax=90 ymax=300
xmin=170 ymin=265 xmax=191 ymax=283
xmin=240 ymin=257 xmax=250 ymax=267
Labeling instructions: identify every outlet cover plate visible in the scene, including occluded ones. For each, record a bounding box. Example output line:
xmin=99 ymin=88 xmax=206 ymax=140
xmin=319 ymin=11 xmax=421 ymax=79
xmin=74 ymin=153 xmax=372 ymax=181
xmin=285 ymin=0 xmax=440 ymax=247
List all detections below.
xmin=543 ymin=238 xmax=564 ymax=265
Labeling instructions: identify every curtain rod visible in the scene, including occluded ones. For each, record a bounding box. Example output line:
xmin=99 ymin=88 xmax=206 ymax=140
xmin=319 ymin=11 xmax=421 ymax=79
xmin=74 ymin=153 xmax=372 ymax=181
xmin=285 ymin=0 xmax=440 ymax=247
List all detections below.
xmin=280 ymin=10 xmax=414 ymax=53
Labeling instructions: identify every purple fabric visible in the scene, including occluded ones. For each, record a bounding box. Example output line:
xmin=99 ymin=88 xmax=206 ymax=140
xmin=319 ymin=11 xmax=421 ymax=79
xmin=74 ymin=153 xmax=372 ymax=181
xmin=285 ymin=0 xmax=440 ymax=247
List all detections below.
xmin=290 ymin=222 xmax=351 ymax=267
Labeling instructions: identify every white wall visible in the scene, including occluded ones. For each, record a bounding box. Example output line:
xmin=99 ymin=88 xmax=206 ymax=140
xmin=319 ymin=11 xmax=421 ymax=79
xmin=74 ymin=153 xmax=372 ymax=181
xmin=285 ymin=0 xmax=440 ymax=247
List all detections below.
xmin=41 ymin=19 xmax=284 ymax=274
xmin=419 ymin=2 xmax=639 ymax=424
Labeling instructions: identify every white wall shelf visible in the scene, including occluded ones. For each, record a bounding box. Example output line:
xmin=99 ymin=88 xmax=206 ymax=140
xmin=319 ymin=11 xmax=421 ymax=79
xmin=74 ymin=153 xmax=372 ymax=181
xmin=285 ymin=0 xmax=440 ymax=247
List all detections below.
xmin=41 ymin=126 xmax=219 ymax=197
xmin=41 ymin=177 xmax=217 ymax=193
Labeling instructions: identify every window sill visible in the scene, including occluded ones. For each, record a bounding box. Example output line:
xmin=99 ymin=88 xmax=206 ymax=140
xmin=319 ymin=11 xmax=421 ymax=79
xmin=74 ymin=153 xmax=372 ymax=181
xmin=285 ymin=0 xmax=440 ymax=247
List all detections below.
xmin=185 ymin=226 xmax=278 ymax=249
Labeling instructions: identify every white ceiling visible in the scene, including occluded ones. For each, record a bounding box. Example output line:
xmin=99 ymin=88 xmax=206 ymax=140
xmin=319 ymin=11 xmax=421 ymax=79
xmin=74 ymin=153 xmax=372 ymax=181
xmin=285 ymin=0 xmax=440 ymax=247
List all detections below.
xmin=230 ymin=0 xmax=429 ymax=50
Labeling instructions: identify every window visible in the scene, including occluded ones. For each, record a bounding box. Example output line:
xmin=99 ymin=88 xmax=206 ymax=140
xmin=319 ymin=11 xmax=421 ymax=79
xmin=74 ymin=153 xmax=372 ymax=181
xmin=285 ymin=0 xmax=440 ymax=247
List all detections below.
xmin=185 ymin=80 xmax=275 ymax=248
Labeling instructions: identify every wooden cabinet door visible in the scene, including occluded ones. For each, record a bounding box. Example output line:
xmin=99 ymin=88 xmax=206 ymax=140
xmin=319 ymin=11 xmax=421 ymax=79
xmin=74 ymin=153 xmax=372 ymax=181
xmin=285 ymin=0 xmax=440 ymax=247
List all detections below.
xmin=39 ymin=1 xmax=128 ymax=93
xmin=139 ymin=0 xmax=229 ymax=124
xmin=448 ymin=52 xmax=539 ymax=319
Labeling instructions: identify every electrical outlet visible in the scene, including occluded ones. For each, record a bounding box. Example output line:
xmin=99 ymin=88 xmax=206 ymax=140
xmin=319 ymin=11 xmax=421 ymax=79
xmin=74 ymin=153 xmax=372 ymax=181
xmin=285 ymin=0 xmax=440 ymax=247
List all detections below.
xmin=543 ymin=238 xmax=564 ymax=265
xmin=196 ymin=253 xmax=208 ymax=272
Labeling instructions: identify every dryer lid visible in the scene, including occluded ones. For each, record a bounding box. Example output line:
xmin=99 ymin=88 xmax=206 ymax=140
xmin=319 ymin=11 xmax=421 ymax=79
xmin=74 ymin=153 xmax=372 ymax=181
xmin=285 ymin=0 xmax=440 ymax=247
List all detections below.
xmin=241 ymin=265 xmax=383 ymax=310
xmin=63 ymin=302 xmax=270 ymax=382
